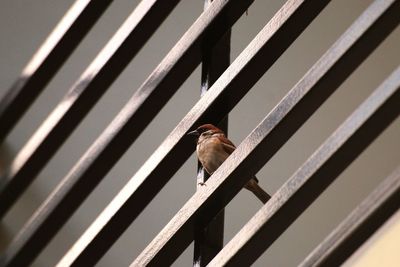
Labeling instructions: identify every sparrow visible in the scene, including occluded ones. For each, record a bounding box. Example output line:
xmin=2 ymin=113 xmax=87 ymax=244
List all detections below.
xmin=188 ymin=124 xmax=271 ymax=203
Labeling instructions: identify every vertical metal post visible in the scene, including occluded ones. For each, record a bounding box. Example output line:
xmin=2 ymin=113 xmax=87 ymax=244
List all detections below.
xmin=193 ymin=1 xmax=231 ymax=266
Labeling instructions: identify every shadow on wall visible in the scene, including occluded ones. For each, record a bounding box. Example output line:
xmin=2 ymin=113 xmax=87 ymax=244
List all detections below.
xmin=0 ymin=143 xmax=12 ymax=251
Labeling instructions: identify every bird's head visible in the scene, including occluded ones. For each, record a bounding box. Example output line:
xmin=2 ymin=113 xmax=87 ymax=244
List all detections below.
xmin=187 ymin=124 xmax=223 ymax=139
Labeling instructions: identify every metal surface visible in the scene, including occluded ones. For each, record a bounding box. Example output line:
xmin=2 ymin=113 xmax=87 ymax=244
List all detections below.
xmin=0 ymin=1 xmax=253 ymax=267
xmin=0 ymin=0 xmax=181 ymax=219
xmin=0 ymin=0 xmax=112 ymax=142
xmin=299 ymin=165 xmax=400 ymax=267
xmin=193 ymin=0 xmax=230 ymax=265
xmin=130 ymin=0 xmax=400 ymax=265
xmin=208 ymin=65 xmax=400 ymax=266
xmin=56 ymin=0 xmax=333 ymax=265
xmin=0 ymin=0 xmax=397 ymax=266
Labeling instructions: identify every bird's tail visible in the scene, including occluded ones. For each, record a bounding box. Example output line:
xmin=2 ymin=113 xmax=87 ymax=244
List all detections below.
xmin=246 ymin=178 xmax=271 ymax=204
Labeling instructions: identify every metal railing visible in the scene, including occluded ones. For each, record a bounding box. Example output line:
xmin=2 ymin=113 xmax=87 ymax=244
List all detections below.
xmin=0 ymin=0 xmax=399 ymax=266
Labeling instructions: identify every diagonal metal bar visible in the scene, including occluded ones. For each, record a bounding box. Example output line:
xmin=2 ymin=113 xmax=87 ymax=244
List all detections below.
xmin=0 ymin=0 xmax=112 ymax=142
xmin=0 ymin=0 xmax=182 ymax=219
xmin=130 ymin=1 xmax=400 ymax=265
xmin=208 ymin=65 xmax=400 ymax=266
xmin=58 ymin=0 xmax=334 ymax=266
xmin=0 ymin=1 xmax=253 ymax=266
xmin=299 ymin=165 xmax=400 ymax=267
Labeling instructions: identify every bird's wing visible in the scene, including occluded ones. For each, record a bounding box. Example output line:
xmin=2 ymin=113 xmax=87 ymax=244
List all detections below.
xmin=217 ymin=135 xmax=236 ymax=155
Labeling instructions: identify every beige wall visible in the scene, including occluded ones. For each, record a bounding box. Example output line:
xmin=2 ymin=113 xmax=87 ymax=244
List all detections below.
xmin=344 ymin=210 xmax=400 ymax=267
xmin=0 ymin=0 xmax=399 ymax=266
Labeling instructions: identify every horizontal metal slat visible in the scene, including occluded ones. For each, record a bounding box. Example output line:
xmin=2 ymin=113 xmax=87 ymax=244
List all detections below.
xmin=0 ymin=0 xmax=112 ymax=142
xmin=299 ymin=165 xmax=400 ymax=267
xmin=0 ymin=0 xmax=181 ymax=218
xmin=208 ymin=65 xmax=400 ymax=266
xmin=0 ymin=0 xmax=253 ymax=266
xmin=57 ymin=0 xmax=333 ymax=265
xmin=131 ymin=0 xmax=400 ymax=265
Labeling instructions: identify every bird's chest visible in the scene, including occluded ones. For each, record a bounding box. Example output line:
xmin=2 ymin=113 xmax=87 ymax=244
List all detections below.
xmin=196 ymin=137 xmax=227 ymax=173
xmin=197 ymin=138 xmax=218 ymax=157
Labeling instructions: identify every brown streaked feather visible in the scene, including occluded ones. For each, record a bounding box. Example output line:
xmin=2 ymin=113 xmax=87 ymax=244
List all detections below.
xmin=217 ymin=135 xmax=236 ymax=155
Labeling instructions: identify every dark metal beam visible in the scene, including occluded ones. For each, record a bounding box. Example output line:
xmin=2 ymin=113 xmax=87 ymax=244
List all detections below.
xmin=299 ymin=165 xmax=400 ymax=267
xmin=0 ymin=0 xmax=181 ymax=219
xmin=0 ymin=0 xmax=112 ymax=142
xmin=208 ymin=65 xmax=400 ymax=266
xmin=0 ymin=0 xmax=253 ymax=266
xmin=193 ymin=0 xmax=230 ymax=265
xmin=130 ymin=0 xmax=400 ymax=265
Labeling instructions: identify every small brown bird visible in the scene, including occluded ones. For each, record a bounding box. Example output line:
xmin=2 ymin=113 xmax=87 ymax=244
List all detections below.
xmin=188 ymin=124 xmax=270 ymax=203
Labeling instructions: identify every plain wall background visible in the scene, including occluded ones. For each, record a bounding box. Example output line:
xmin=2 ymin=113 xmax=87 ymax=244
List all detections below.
xmin=0 ymin=0 xmax=399 ymax=266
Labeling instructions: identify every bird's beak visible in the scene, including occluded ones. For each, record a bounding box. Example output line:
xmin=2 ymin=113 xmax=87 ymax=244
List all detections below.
xmin=187 ymin=129 xmax=199 ymax=136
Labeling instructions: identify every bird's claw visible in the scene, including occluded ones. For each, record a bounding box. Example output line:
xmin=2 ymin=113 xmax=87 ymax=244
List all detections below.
xmin=198 ymin=182 xmax=207 ymax=186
